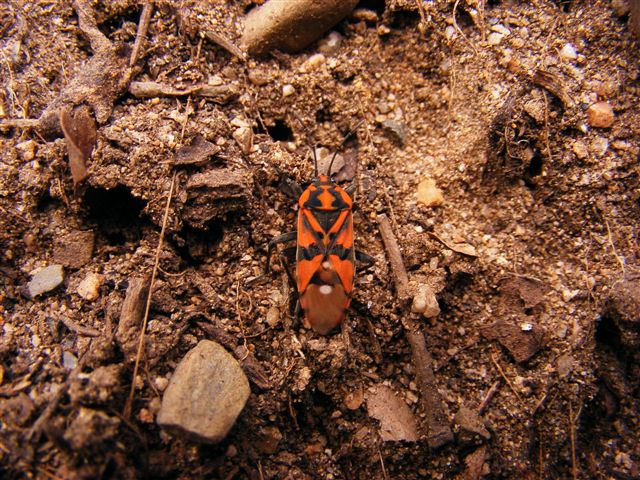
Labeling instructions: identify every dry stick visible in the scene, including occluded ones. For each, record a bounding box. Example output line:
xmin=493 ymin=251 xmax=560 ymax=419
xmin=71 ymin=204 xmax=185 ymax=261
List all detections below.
xmin=60 ymin=316 xmax=101 ymax=337
xmin=490 ymin=353 xmax=523 ymax=404
xmin=204 ymin=31 xmax=245 ymax=60
xmin=478 ymin=379 xmax=501 ymax=415
xmin=452 ymin=0 xmax=478 ymax=55
xmin=605 ymin=217 xmax=626 ymax=277
xmin=569 ymin=402 xmax=578 ymax=480
xmin=377 ymin=214 xmax=453 ymax=449
xmin=377 ymin=214 xmax=410 ymax=303
xmin=378 ymin=447 xmax=389 ymax=480
xmin=129 ymin=1 xmax=154 ymax=68
xmin=124 ymin=171 xmax=177 ymax=419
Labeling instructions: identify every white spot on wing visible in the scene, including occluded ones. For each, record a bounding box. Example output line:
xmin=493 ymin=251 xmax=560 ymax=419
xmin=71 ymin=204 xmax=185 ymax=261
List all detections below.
xmin=319 ymin=285 xmax=333 ymax=295
xmin=322 ymin=261 xmax=332 ymax=270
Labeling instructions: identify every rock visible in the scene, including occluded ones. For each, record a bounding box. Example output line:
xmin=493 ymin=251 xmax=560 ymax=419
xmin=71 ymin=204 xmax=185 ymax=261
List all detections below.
xmin=183 ymin=168 xmax=251 ymax=228
xmin=282 ymin=84 xmax=295 ymax=97
xmin=589 ymin=136 xmax=609 ymax=157
xmin=266 ymin=306 xmax=280 ymax=328
xmin=572 ymin=140 xmax=588 ymax=159
xmin=157 ymin=340 xmax=250 ymax=444
xmin=247 ymin=69 xmax=271 ymax=86
xmin=63 ymin=350 xmax=78 ymax=370
xmin=416 ymin=178 xmax=444 ymax=207
xmin=487 ymin=32 xmax=504 ymax=45
xmin=344 ymin=386 xmax=364 ymax=410
xmin=605 ymin=270 xmax=640 ymax=348
xmin=301 ymin=53 xmax=326 ymax=72
xmin=587 ymin=101 xmax=615 ymax=128
xmin=454 ymin=406 xmax=490 ymax=446
xmin=366 ymin=384 xmax=419 ymax=442
xmin=77 ymin=272 xmax=103 ymax=301
xmin=232 ymin=126 xmax=253 ymax=154
xmin=480 ymin=319 xmax=547 ymax=363
xmin=490 ymin=24 xmax=510 ymax=36
xmin=381 ymin=119 xmax=407 ymax=145
xmin=256 ymin=426 xmax=283 ymax=454
xmin=559 ymin=43 xmax=578 ymax=60
xmin=52 ymin=230 xmax=95 ymax=269
xmin=24 ymin=264 xmax=65 ymax=299
xmin=64 ymin=408 xmax=120 ymax=451
xmin=411 ymin=284 xmax=440 ymax=318
xmin=318 ymin=31 xmax=343 ymax=55
xmin=242 ymin=0 xmax=358 ymax=56
xmin=16 ymin=140 xmax=36 ymax=161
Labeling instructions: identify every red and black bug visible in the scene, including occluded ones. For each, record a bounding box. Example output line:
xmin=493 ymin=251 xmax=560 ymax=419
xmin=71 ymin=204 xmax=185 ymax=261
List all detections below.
xmin=265 ymin=128 xmax=373 ymax=335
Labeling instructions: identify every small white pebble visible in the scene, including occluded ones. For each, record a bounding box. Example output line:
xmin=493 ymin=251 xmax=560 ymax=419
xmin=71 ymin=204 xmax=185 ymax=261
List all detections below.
xmin=282 ymin=84 xmax=295 ymax=97
xmin=491 ymin=24 xmax=511 ymax=36
xmin=487 ymin=32 xmax=504 ymax=46
xmin=559 ymin=43 xmax=578 ymax=60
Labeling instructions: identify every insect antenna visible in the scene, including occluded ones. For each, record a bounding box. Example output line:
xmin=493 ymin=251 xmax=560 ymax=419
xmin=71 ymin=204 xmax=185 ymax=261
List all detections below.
xmin=327 ymin=119 xmax=365 ymax=177
xmin=312 ymin=142 xmax=319 ymax=178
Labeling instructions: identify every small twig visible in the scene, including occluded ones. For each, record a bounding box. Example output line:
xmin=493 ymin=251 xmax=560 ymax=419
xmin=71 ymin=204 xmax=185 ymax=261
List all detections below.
xmin=124 ymin=171 xmax=177 ymax=419
xmin=288 ymin=391 xmax=299 ymax=430
xmin=452 ymin=0 xmax=478 ymax=55
xmin=478 ymin=380 xmax=501 ymax=415
xmin=0 ymin=118 xmax=40 ymax=130
xmin=490 ymin=353 xmax=523 ymax=404
xmin=535 ymin=15 xmax=560 ymax=70
xmin=203 ymin=31 xmax=245 ymax=60
xmin=605 ymin=217 xmax=626 ymax=277
xmin=60 ymin=316 xmax=101 ymax=337
xmin=378 ymin=447 xmax=389 ymax=480
xmin=569 ymin=402 xmax=578 ymax=480
xmin=377 ymin=214 xmax=410 ymax=304
xmin=542 ymin=91 xmax=553 ymax=164
xmin=129 ymin=1 xmax=154 ymax=67
xmin=179 ymin=95 xmax=192 ymax=143
xmin=539 ymin=431 xmax=544 ymax=480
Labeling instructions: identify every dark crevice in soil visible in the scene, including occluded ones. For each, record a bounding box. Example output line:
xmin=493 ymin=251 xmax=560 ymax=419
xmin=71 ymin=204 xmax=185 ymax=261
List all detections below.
xmin=83 ymin=185 xmax=147 ymax=245
xmin=171 ymin=222 xmax=224 ymax=265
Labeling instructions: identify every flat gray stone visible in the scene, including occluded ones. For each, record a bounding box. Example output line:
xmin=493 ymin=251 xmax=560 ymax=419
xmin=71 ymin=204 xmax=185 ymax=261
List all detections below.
xmin=24 ymin=264 xmax=64 ymax=299
xmin=157 ymin=340 xmax=250 ymax=444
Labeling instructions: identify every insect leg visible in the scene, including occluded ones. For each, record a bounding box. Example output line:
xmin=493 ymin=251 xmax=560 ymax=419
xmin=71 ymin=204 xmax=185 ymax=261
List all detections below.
xmin=355 ymin=250 xmax=375 ymax=270
xmin=279 ymin=246 xmax=303 ymax=325
xmin=265 ymin=231 xmax=297 ymax=273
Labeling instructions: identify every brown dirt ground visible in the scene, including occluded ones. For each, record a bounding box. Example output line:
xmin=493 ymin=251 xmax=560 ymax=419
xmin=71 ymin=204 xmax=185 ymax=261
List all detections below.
xmin=1 ymin=0 xmax=640 ymax=478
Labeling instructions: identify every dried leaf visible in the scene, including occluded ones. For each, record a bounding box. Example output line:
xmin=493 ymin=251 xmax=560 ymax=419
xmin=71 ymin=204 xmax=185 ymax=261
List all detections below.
xmin=430 ymin=232 xmax=478 ymax=257
xmin=366 ymin=384 xmax=419 ymax=442
xmin=59 ymin=106 xmax=97 ymax=185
